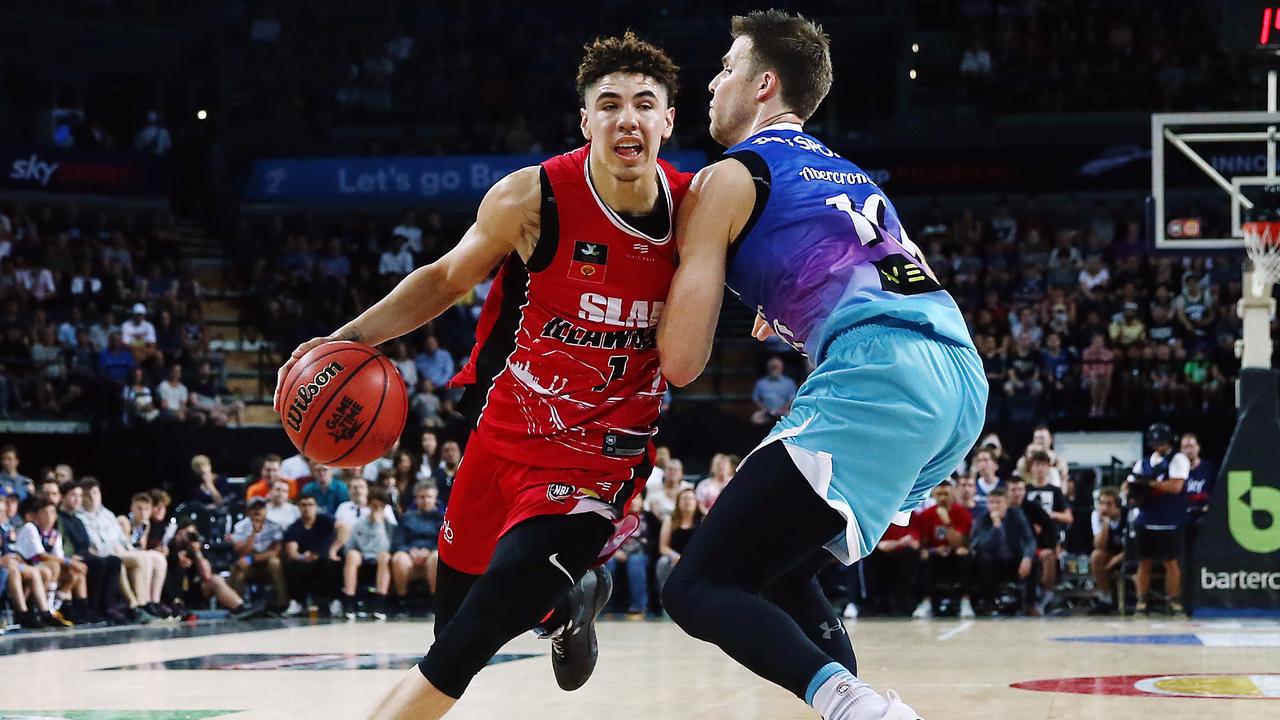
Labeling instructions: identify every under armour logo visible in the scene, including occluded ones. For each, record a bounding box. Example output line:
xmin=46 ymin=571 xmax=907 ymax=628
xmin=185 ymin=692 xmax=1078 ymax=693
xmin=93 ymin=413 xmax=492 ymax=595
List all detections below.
xmin=819 ymin=620 xmax=845 ymax=640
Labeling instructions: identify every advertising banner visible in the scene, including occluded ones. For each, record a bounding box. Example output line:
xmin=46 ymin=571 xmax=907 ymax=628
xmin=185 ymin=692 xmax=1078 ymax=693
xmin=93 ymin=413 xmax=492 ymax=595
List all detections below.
xmin=1 ymin=145 xmax=171 ymax=197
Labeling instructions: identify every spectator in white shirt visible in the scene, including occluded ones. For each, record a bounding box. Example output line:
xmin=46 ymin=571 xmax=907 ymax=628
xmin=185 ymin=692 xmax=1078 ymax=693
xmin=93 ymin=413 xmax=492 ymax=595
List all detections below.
xmin=334 ymin=476 xmax=397 ymax=529
xmin=75 ymin=478 xmax=167 ymax=621
xmin=378 ymin=236 xmax=414 ymax=277
xmin=266 ymin=479 xmax=302 ymax=529
xmin=133 ymin=111 xmax=172 ymax=154
xmin=121 ymin=303 xmax=158 ymax=356
xmin=392 ymin=211 xmax=423 ymax=255
xmin=156 ymin=364 xmax=189 ymax=422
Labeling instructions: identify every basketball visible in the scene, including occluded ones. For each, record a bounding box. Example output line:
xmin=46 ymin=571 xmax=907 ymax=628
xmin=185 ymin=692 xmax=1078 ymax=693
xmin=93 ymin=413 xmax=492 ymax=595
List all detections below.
xmin=279 ymin=340 xmax=408 ymax=468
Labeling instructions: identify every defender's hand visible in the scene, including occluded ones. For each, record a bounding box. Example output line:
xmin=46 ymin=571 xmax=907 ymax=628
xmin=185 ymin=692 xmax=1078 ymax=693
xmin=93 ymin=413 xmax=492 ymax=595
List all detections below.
xmin=752 ymin=314 xmax=776 ymax=341
xmin=274 ymin=336 xmax=336 ymax=413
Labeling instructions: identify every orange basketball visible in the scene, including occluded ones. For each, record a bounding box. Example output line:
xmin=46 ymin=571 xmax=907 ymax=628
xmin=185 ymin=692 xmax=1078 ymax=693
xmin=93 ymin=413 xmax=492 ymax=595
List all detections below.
xmin=280 ymin=340 xmax=408 ymax=468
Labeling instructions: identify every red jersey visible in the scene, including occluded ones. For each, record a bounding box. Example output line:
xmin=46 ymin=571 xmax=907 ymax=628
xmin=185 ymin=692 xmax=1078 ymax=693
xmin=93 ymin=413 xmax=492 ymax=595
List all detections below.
xmin=452 ymin=145 xmax=692 ymax=471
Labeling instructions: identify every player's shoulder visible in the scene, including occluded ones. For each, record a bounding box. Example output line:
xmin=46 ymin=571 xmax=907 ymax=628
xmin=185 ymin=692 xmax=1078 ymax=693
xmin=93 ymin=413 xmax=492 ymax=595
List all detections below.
xmin=688 ymin=157 xmax=755 ymax=199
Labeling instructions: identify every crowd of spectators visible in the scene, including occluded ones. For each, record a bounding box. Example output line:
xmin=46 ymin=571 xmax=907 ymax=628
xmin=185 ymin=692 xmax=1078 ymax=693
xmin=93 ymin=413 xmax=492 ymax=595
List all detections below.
xmin=0 ymin=202 xmax=245 ymax=425
xmin=912 ymin=198 xmax=1254 ymax=423
xmin=927 ymin=0 xmax=1251 ymax=113
xmin=852 ymin=423 xmax=1216 ymax=619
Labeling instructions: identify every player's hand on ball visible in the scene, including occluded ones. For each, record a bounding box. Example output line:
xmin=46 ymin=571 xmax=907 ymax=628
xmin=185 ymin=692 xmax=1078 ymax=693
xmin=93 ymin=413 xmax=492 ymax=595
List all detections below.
xmin=274 ymin=336 xmax=336 ymax=413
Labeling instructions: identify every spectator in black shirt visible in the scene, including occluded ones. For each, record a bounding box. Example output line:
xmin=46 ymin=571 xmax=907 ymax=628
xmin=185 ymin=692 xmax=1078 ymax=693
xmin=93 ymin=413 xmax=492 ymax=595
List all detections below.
xmin=1018 ymin=452 xmax=1073 ymax=613
xmin=54 ymin=480 xmax=123 ymax=623
xmin=282 ymin=492 xmax=341 ymax=617
xmin=1090 ymin=487 xmax=1126 ymax=611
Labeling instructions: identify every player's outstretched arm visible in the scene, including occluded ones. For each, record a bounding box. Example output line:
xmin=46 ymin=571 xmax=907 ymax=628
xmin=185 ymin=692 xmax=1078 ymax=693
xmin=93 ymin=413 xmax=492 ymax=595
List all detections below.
xmin=273 ymin=167 xmax=541 ymax=412
xmin=658 ymin=159 xmax=755 ymax=386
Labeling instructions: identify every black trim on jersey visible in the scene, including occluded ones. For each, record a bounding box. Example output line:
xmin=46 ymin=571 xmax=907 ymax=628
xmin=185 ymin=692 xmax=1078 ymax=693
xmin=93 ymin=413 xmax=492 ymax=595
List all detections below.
xmin=723 ymin=150 xmax=771 ymax=265
xmin=526 ymin=166 xmax=559 ymax=273
xmin=457 ymin=254 xmax=530 ymax=427
xmin=616 ymin=184 xmax=671 ymax=239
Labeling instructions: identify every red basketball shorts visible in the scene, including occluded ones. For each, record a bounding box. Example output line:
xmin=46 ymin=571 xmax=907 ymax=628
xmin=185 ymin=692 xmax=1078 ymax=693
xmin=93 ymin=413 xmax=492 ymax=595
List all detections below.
xmin=437 ymin=430 xmax=646 ymax=575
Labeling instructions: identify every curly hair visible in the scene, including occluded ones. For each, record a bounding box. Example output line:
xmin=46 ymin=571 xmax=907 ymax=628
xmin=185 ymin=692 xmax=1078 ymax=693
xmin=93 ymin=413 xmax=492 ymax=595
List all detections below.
xmin=576 ymin=30 xmax=680 ymax=105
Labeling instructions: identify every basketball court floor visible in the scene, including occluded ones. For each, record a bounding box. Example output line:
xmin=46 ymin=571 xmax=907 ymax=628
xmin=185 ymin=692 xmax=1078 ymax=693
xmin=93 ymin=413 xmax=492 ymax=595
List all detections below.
xmin=2 ymin=615 xmax=1278 ymax=719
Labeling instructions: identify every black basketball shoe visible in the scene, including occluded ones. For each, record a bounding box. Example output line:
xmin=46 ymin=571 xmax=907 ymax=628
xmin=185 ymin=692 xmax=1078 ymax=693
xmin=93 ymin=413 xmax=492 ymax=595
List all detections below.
xmin=550 ymin=565 xmax=612 ymax=691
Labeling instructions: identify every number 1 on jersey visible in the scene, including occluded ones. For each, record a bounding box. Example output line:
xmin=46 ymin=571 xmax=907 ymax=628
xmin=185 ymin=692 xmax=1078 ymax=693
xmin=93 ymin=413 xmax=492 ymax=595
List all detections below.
xmin=593 ymin=355 xmax=628 ymax=392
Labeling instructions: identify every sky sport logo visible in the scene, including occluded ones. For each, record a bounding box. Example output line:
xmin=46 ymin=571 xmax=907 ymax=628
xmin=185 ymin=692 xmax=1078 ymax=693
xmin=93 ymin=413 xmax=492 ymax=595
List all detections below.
xmin=284 ymin=361 xmax=345 ymax=432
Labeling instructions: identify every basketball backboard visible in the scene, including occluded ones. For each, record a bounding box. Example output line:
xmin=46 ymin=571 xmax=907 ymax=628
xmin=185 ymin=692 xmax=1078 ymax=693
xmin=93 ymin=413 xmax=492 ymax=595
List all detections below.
xmin=1151 ymin=111 xmax=1280 ymax=251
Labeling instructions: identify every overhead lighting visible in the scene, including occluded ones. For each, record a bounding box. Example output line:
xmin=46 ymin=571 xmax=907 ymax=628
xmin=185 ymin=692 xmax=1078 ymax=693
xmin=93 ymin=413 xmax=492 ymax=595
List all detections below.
xmin=196 ymin=109 xmax=208 ymax=120
xmin=909 ymin=69 xmax=918 ymax=80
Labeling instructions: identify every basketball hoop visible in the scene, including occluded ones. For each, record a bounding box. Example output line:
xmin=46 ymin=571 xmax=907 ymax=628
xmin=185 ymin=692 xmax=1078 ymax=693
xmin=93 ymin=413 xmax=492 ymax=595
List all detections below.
xmin=1243 ymin=219 xmax=1280 ymax=297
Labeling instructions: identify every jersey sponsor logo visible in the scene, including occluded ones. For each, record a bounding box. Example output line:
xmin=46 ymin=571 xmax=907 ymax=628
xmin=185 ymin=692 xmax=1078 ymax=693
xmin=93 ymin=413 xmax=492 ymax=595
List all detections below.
xmin=749 ymin=133 xmax=841 ymax=158
xmin=798 ymin=166 xmax=874 ymax=186
xmin=872 ymin=255 xmax=943 ymax=296
xmin=577 ymin=293 xmax=663 ymax=328
xmin=324 ymin=395 xmax=365 ymax=443
xmin=569 ymin=241 xmax=608 ymax=284
xmin=540 ymin=316 xmax=657 ymax=350
xmin=284 ymin=361 xmax=345 ymax=432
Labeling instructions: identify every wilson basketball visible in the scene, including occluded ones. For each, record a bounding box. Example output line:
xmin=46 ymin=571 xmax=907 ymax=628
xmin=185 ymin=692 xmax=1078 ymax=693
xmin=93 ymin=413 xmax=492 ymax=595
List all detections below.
xmin=280 ymin=340 xmax=408 ymax=468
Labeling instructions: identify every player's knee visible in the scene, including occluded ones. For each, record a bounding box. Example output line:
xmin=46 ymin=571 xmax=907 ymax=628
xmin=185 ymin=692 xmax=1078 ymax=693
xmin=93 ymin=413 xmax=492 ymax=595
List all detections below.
xmin=661 ymin=564 xmax=701 ymax=631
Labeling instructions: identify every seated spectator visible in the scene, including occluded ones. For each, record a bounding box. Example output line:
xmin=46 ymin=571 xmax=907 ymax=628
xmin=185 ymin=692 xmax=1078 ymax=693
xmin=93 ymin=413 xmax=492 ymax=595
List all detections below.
xmin=1109 ymin=302 xmax=1146 ymax=348
xmin=390 ymin=482 xmax=444 ymax=613
xmin=970 ymin=488 xmax=1035 ymax=615
xmin=301 ymin=460 xmax=350 ymax=516
xmin=246 ymin=454 xmax=296 ymax=500
xmin=413 ymin=335 xmax=455 ymax=390
xmin=605 ymin=493 xmax=657 ymax=617
xmin=751 ymin=356 xmax=797 ymax=425
xmin=656 ymin=488 xmax=702 ymax=596
xmin=388 ymin=341 xmax=418 ymax=391
xmin=1019 ymin=452 xmax=1073 ymax=613
xmin=862 ymin=518 xmax=921 ymax=617
xmin=56 ymin=480 xmax=125 ymax=623
xmin=283 ymin=493 xmax=342 ymax=617
xmin=912 ymin=481 xmax=975 ymax=618
xmin=191 ymin=454 xmax=230 ymax=507
xmin=335 ymin=476 xmax=398 ymax=530
xmin=645 ymin=458 xmax=688 ymax=521
xmin=265 ymin=479 xmax=301 ymax=529
xmin=227 ymin=498 xmax=289 ymax=613
xmin=694 ymin=453 xmax=737 ymax=514
xmin=1005 ymin=476 xmax=1055 ymax=612
xmin=168 ymin=520 xmax=262 ymax=619
xmin=2 ymin=492 xmax=64 ymax=628
xmin=954 ymin=474 xmax=979 ymax=515
xmin=156 ymin=364 xmax=190 ymax=422
xmin=1090 ymin=486 xmax=1126 ymax=611
xmin=378 ymin=235 xmax=414 ymax=278
xmin=361 ymin=443 xmax=399 ymax=484
xmin=1003 ymin=336 xmax=1044 ymax=402
xmin=970 ymin=448 xmax=1002 ymax=515
xmin=124 ymin=367 xmax=160 ymax=424
xmin=15 ymin=495 xmax=87 ymax=624
xmin=410 ymin=378 xmax=445 ymax=429
xmin=1015 ymin=425 xmax=1071 ymax=489
xmin=120 ymin=303 xmax=158 ymax=361
xmin=429 ymin=440 xmax=462 ymax=508
xmin=120 ymin=492 xmax=177 ymax=617
xmin=279 ymin=452 xmax=311 ymax=482
xmin=76 ymin=479 xmax=168 ymax=623
xmin=341 ymin=487 xmax=393 ymax=620
xmin=188 ymin=361 xmax=244 ymax=427
xmin=0 ymin=444 xmax=33 ymax=500
xmin=98 ymin=332 xmax=137 ymax=386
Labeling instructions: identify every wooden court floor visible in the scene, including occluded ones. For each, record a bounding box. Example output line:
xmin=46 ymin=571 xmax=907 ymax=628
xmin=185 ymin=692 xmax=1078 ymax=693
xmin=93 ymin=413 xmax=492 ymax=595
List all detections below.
xmin=2 ymin=616 xmax=1278 ymax=719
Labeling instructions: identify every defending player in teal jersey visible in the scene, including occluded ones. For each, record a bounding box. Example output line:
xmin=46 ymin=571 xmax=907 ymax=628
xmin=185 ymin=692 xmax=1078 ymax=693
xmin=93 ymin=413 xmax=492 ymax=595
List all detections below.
xmin=658 ymin=10 xmax=988 ymax=720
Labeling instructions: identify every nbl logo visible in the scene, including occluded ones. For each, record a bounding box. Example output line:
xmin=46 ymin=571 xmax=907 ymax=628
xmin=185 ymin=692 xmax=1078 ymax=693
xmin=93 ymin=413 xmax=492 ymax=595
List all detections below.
xmin=546 ymin=483 xmax=576 ymax=503
xmin=284 ymin=361 xmax=345 ymax=432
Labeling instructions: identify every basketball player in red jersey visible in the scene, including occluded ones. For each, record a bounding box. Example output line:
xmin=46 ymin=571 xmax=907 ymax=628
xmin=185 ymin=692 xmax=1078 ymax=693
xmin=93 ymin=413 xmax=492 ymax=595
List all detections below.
xmin=273 ymin=33 xmax=689 ymax=719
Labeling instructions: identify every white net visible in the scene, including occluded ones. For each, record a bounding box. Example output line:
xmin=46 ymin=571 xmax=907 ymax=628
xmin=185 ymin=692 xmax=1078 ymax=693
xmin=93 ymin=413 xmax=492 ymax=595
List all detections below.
xmin=1243 ymin=220 xmax=1280 ymax=298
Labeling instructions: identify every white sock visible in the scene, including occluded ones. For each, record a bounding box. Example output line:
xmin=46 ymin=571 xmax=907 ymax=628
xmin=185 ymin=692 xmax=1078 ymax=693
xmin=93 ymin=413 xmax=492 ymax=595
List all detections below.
xmin=807 ymin=663 xmax=889 ymax=720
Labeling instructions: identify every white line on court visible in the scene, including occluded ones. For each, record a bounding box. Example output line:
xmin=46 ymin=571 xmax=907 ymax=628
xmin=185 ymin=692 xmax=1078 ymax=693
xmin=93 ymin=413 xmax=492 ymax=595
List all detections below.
xmin=937 ymin=621 xmax=974 ymax=641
